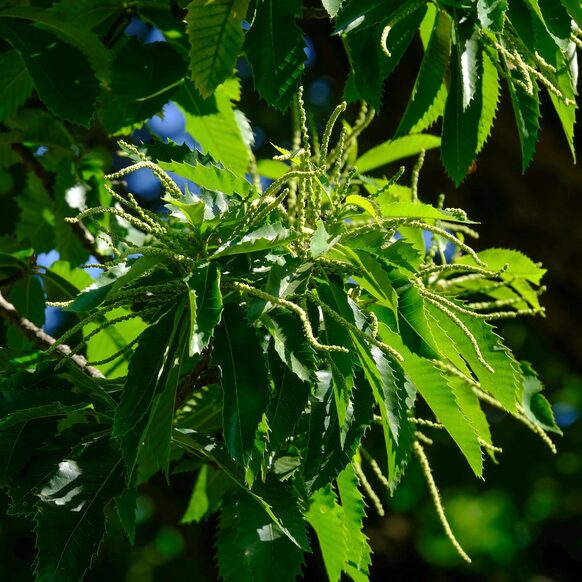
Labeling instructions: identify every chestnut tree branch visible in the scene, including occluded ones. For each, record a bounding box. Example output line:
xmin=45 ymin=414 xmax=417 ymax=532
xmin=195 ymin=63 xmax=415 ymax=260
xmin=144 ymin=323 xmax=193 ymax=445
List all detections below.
xmin=0 ymin=290 xmax=105 ymax=379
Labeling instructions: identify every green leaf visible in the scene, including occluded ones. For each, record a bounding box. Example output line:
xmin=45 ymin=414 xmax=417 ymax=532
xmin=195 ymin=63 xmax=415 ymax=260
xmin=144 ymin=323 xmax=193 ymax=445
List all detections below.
xmin=356 ymin=134 xmax=440 ymax=173
xmin=343 ymin=4 xmax=427 ymax=109
xmin=398 ymin=285 xmax=441 ymax=359
xmin=176 ymin=80 xmax=251 ymax=175
xmin=15 ymin=173 xmax=55 ymax=252
xmin=136 ymin=310 xmax=189 ymax=482
xmin=34 ymin=439 xmax=125 ymax=582
xmin=305 ymin=485 xmax=348 ymax=582
xmin=187 ymin=263 xmax=223 ymax=356
xmin=0 ymin=50 xmax=33 ymax=122
xmin=244 ymin=0 xmax=305 ymax=110
xmin=6 ymin=276 xmax=45 ymax=351
xmin=507 ymin=70 xmax=541 ymax=172
xmin=226 ymin=492 xmax=306 ymax=582
xmin=181 ymin=464 xmax=232 ymax=524
xmin=441 ymin=43 xmax=483 ymax=185
xmin=0 ymin=20 xmax=100 ymax=126
xmin=322 ymin=0 xmax=344 ymax=18
xmin=212 ymin=303 xmax=271 ymax=465
xmin=396 ymin=10 xmax=452 ymax=136
xmin=115 ymin=487 xmax=137 ymax=544
xmin=520 ymin=362 xmax=561 ymax=434
xmin=266 ymin=343 xmax=311 ymax=453
xmin=335 ymin=0 xmax=399 ymax=35
xmin=477 ymin=0 xmax=508 ymax=31
xmin=458 ymin=248 xmax=546 ymax=284
xmin=336 ymin=464 xmax=372 ymax=581
xmin=476 ymin=51 xmax=500 ymax=154
xmin=345 ymin=194 xmax=380 ymax=220
xmin=158 ymin=159 xmax=252 ymax=197
xmin=560 ymin=0 xmax=582 ymax=27
xmin=186 ymin=0 xmax=249 ymax=97
xmin=263 ymin=309 xmax=315 ymax=382
xmin=310 ymin=221 xmax=341 ymax=258
xmin=101 ymin=38 xmax=186 ymax=132
xmin=0 ymin=389 xmax=89 ymax=429
xmin=426 ymin=301 xmax=522 ymax=412
xmin=317 ymin=282 xmax=357 ymax=443
xmin=112 ymin=305 xmax=182 ymax=455
xmin=377 ymin=322 xmax=483 ymax=476
xmin=212 ymin=223 xmax=296 ymax=258
xmin=0 ymin=5 xmax=110 ymax=79
xmin=375 ymin=199 xmax=474 ymax=223
xmin=174 ymin=430 xmax=308 ymax=548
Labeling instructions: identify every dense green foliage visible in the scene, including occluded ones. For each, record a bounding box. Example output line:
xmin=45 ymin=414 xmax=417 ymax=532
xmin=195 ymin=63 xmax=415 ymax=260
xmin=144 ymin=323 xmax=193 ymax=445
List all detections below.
xmin=0 ymin=1 xmax=578 ymax=580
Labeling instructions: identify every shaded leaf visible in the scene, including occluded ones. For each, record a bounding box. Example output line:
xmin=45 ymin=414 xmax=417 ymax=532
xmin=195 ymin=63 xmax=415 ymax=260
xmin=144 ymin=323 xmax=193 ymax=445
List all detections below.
xmin=212 ymin=303 xmax=271 ymax=465
xmin=0 ymin=20 xmax=100 ymax=126
xmin=266 ymin=343 xmax=311 ymax=453
xmin=244 ymin=0 xmax=305 ymax=110
xmin=0 ymin=50 xmax=33 ymax=122
xmin=34 ymin=439 xmax=125 ymax=582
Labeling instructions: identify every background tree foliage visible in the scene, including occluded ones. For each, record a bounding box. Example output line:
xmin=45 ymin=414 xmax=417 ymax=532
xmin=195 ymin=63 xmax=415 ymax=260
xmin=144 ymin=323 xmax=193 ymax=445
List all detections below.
xmin=0 ymin=1 xmax=580 ymax=581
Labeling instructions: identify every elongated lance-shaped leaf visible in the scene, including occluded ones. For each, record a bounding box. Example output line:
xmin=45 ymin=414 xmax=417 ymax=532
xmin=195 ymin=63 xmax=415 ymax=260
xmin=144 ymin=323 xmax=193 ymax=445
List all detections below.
xmin=343 ymin=3 xmax=427 ymax=109
xmin=448 ymin=375 xmax=494 ymax=449
xmin=217 ymin=492 xmax=306 ymax=582
xmin=317 ymin=282 xmax=356 ymax=444
xmin=303 ymin=371 xmax=374 ymax=493
xmin=477 ymin=0 xmax=508 ymax=32
xmin=0 ymin=389 xmax=90 ymax=429
xmin=34 ymin=439 xmax=125 ymax=582
xmin=507 ymin=68 xmax=541 ymax=172
xmin=175 ymin=80 xmax=251 ymax=175
xmin=187 ymin=263 xmax=223 ymax=356
xmin=376 ymin=322 xmax=483 ymax=476
xmin=113 ymin=303 xmax=186 ymax=481
xmin=263 ymin=309 xmax=315 ymax=382
xmin=185 ymin=0 xmax=250 ymax=97
xmin=398 ymin=284 xmax=442 ymax=359
xmin=336 ymin=464 xmax=373 ymax=581
xmin=158 ymin=159 xmax=252 ymax=197
xmin=305 ymin=485 xmax=348 ymax=582
xmin=426 ymin=301 xmax=523 ymax=412
xmin=136 ymin=309 xmax=190 ymax=483
xmin=211 ymin=223 xmax=297 ymax=258
xmin=100 ymin=38 xmax=187 ymax=132
xmin=181 ymin=464 xmax=232 ymax=524
xmin=396 ymin=10 xmax=452 ymax=136
xmin=476 ymin=50 xmax=500 ymax=154
xmin=115 ymin=487 xmax=137 ymax=544
xmin=174 ymin=430 xmax=308 ymax=548
xmin=6 ymin=275 xmax=45 ymax=351
xmin=356 ymin=134 xmax=441 ymax=173
xmin=0 ymin=50 xmax=33 ymax=122
xmin=212 ymin=303 xmax=271 ymax=466
xmin=266 ymin=343 xmax=311 ymax=453
xmin=244 ymin=0 xmax=305 ymax=111
xmin=0 ymin=20 xmax=99 ymax=126
xmin=520 ymin=362 xmax=561 ymax=434
xmin=441 ymin=40 xmax=483 ymax=185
